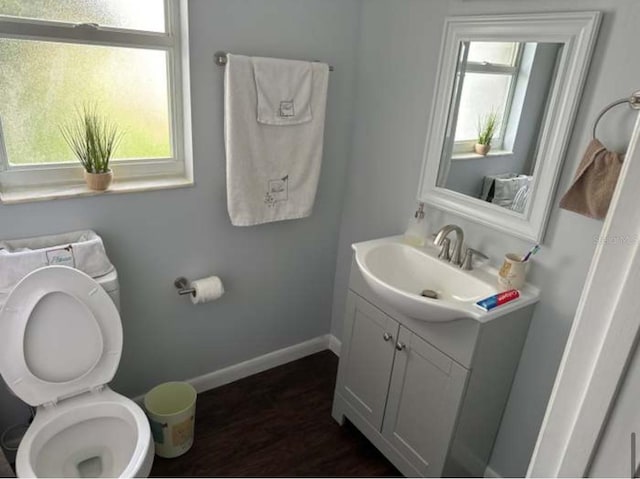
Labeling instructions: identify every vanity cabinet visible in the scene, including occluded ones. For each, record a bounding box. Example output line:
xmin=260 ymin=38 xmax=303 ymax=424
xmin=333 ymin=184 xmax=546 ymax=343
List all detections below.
xmin=333 ymin=259 xmax=534 ymax=477
xmin=338 ymin=297 xmax=398 ymax=430
xmin=382 ymin=325 xmax=468 ymax=474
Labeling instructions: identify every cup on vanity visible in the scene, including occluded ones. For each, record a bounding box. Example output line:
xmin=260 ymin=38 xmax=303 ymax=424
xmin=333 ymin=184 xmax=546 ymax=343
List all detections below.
xmin=498 ymin=253 xmax=527 ymax=290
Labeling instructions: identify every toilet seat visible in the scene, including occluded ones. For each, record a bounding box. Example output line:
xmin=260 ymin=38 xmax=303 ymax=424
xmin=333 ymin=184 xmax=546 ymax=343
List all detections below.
xmin=0 ymin=265 xmax=122 ymax=406
xmin=0 ymin=266 xmax=153 ymax=478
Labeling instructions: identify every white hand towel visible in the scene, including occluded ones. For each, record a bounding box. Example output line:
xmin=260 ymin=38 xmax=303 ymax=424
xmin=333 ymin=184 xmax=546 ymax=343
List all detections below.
xmin=253 ymin=57 xmax=313 ymax=125
xmin=224 ymin=54 xmax=330 ymax=226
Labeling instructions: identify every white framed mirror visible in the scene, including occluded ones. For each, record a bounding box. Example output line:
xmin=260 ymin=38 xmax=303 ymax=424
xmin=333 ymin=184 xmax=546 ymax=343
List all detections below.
xmin=418 ymin=12 xmax=601 ymax=242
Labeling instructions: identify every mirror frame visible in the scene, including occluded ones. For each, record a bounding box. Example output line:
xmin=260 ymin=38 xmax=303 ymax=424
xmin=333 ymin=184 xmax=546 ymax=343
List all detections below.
xmin=418 ymin=12 xmax=601 ymax=242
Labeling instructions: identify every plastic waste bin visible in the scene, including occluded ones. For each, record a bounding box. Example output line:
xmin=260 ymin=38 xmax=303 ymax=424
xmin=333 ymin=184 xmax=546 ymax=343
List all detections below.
xmin=144 ymin=382 xmax=197 ymax=458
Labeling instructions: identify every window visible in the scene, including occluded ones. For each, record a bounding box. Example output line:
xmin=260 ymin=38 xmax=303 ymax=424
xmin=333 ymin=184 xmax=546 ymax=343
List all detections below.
xmin=452 ymin=42 xmax=523 ymax=154
xmin=0 ymin=0 xmax=192 ymax=202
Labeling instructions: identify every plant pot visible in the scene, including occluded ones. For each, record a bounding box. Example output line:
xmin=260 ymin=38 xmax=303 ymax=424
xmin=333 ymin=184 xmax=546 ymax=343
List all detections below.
xmin=474 ymin=143 xmax=491 ymax=156
xmin=84 ymin=170 xmax=113 ymax=191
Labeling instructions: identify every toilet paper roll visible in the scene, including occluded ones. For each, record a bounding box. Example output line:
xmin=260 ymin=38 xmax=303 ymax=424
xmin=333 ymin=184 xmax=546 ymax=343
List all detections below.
xmin=190 ymin=276 xmax=224 ymax=304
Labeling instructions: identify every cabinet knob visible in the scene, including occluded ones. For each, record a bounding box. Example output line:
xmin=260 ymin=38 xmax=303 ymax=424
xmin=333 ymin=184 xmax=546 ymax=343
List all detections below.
xmin=396 ymin=342 xmax=406 ymax=351
xmin=383 ymin=332 xmax=393 ymax=342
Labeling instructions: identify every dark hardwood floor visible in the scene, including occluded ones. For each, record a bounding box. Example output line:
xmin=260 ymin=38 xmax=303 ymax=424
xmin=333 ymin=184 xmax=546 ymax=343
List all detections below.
xmin=150 ymin=350 xmax=400 ymax=477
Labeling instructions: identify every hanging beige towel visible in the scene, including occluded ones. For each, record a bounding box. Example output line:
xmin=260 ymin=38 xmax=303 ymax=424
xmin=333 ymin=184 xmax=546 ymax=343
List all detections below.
xmin=224 ymin=54 xmax=329 ymax=226
xmin=559 ymin=139 xmax=624 ymax=220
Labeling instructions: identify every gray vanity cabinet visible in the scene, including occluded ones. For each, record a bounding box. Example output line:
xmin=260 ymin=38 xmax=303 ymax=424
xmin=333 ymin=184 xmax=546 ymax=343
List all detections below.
xmin=333 ymin=259 xmax=534 ymax=477
xmin=337 ymin=294 xmax=399 ymax=430
xmin=382 ymin=326 xmax=468 ymax=475
xmin=335 ymin=292 xmax=468 ymax=476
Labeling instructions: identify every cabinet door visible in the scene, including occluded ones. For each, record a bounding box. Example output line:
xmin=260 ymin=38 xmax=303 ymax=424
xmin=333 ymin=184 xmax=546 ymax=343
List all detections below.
xmin=382 ymin=327 xmax=469 ymax=476
xmin=336 ymin=293 xmax=400 ymax=430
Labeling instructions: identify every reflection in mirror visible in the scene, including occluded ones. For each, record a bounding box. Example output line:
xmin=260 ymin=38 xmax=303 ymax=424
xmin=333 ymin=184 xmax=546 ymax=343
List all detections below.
xmin=437 ymin=41 xmax=563 ymax=215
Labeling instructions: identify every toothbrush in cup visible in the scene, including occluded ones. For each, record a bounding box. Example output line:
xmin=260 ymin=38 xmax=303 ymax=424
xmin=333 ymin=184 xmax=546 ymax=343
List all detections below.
xmin=521 ymin=244 xmax=540 ymax=262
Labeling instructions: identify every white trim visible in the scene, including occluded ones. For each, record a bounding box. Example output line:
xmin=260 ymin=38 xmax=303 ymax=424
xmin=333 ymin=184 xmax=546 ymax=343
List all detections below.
xmin=0 ymin=16 xmax=173 ymax=48
xmin=327 ymin=334 xmax=342 ymax=357
xmin=418 ymin=12 xmax=601 ymax=242
xmin=528 ymin=116 xmax=640 ymax=476
xmin=0 ymin=175 xmax=193 ymax=204
xmin=133 ymin=335 xmax=336 ymax=403
xmin=0 ymin=0 xmax=193 ymax=199
xmin=0 ymin=158 xmax=184 ymax=190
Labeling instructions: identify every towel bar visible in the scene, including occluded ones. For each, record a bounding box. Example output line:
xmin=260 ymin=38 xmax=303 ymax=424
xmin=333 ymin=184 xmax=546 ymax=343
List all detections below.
xmin=215 ymin=51 xmax=334 ymax=71
xmin=593 ymin=90 xmax=640 ymax=139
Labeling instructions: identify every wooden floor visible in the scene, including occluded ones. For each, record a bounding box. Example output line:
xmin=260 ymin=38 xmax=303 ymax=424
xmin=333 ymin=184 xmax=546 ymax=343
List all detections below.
xmin=151 ymin=350 xmax=400 ymax=477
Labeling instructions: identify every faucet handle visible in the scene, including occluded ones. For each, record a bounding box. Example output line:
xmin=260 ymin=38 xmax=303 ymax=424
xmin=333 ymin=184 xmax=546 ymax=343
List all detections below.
xmin=461 ymin=248 xmax=488 ymax=270
xmin=438 ymin=238 xmax=451 ymax=261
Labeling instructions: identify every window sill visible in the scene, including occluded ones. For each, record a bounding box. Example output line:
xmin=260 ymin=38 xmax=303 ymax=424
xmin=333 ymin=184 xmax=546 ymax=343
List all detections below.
xmin=0 ymin=175 xmax=194 ymax=205
xmin=451 ymin=149 xmax=513 ymax=161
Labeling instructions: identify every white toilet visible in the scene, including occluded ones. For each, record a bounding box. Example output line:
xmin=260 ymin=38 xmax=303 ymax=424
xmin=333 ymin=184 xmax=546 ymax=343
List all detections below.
xmin=0 ymin=265 xmax=154 ymax=478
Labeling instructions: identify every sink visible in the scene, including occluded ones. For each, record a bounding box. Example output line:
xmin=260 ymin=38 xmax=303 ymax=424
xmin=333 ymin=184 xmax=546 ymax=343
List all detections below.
xmin=353 ymin=236 xmax=538 ymax=323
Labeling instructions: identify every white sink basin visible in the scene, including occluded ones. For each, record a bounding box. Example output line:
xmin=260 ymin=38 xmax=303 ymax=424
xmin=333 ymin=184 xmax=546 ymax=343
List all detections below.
xmin=353 ymin=236 xmax=538 ymax=323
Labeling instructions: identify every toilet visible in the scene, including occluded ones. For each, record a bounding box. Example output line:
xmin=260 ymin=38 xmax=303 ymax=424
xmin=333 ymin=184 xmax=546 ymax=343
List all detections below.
xmin=0 ymin=266 xmax=154 ymax=478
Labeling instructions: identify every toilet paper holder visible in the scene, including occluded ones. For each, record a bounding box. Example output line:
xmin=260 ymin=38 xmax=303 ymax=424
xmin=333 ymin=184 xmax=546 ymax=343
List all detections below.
xmin=174 ymin=277 xmax=195 ymax=296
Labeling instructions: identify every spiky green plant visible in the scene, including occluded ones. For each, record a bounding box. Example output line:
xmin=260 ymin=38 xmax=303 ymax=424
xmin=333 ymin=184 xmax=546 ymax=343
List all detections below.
xmin=60 ymin=104 xmax=123 ymax=173
xmin=477 ymin=111 xmax=500 ymax=146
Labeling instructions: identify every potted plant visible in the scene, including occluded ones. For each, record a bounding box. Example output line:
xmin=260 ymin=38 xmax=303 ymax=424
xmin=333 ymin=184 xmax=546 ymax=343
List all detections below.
xmin=475 ymin=111 xmax=499 ymax=156
xmin=60 ymin=105 xmax=123 ymax=191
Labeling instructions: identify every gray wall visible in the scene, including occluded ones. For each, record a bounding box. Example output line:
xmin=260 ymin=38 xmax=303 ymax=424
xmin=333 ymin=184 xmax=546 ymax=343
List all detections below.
xmin=330 ymin=0 xmax=640 ymax=477
xmin=0 ymin=0 xmax=360 ymax=435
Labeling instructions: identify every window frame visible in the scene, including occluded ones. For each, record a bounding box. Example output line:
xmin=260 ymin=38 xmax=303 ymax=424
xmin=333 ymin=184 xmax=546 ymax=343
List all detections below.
xmin=452 ymin=43 xmax=523 ymax=154
xmin=0 ymin=0 xmax=193 ymax=201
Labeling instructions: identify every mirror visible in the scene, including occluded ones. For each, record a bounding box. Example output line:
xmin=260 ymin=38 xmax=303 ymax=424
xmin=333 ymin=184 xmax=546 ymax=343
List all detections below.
xmin=439 ymin=41 xmax=562 ymax=214
xmin=419 ymin=13 xmax=601 ymax=241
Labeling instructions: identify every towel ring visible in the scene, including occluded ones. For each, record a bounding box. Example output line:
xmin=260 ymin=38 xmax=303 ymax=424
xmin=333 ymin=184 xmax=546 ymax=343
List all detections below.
xmin=592 ymin=90 xmax=640 ymax=140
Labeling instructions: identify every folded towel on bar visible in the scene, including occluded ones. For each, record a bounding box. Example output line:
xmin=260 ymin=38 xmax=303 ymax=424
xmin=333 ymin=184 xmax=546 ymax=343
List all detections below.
xmin=560 ymin=138 xmax=624 ymax=220
xmin=224 ymin=54 xmax=330 ymax=226
xmin=253 ymin=56 xmax=313 ymax=125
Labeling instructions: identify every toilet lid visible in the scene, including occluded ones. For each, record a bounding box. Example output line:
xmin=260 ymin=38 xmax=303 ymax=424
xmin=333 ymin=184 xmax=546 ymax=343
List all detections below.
xmin=0 ymin=266 xmax=122 ymax=406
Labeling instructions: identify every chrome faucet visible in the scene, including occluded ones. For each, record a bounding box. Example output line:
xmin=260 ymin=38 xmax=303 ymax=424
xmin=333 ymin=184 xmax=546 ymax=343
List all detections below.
xmin=434 ymin=224 xmax=464 ymax=266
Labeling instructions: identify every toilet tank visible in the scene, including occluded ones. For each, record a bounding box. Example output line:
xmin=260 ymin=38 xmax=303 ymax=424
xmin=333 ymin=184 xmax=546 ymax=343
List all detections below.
xmin=97 ymin=270 xmax=121 ymax=311
xmin=0 ymin=230 xmax=120 ymax=311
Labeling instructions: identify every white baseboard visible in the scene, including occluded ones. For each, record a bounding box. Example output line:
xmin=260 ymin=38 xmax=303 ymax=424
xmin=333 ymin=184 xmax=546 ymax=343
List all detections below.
xmin=187 ymin=335 xmax=331 ymax=394
xmin=484 ymin=465 xmax=502 ymax=478
xmin=134 ymin=334 xmax=338 ymax=403
xmin=327 ymin=334 xmax=341 ymax=356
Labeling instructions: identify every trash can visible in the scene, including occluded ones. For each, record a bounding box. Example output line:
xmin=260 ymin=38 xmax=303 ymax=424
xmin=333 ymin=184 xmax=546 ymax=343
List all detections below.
xmin=144 ymin=382 xmax=197 ymax=458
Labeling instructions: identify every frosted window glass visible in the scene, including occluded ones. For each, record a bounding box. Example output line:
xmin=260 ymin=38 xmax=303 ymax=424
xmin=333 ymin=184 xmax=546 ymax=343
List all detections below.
xmin=0 ymin=38 xmax=171 ymax=165
xmin=454 ymin=73 xmax=511 ymax=142
xmin=0 ymin=0 xmax=165 ymax=32
xmin=467 ymin=42 xmax=518 ymax=66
